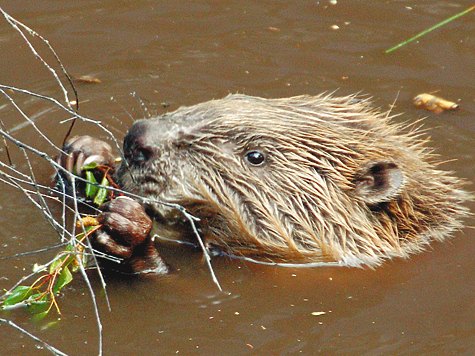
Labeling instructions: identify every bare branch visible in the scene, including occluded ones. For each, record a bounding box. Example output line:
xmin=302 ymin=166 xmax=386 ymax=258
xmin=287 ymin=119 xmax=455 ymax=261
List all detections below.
xmin=0 ymin=6 xmax=77 ymax=110
xmin=0 ymin=7 xmax=222 ymax=356
xmin=0 ymin=318 xmax=71 ymax=356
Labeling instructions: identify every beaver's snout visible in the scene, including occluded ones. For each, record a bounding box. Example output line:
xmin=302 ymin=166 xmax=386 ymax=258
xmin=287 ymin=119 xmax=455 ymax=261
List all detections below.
xmin=123 ymin=118 xmax=193 ymax=167
xmin=123 ymin=119 xmax=162 ymax=166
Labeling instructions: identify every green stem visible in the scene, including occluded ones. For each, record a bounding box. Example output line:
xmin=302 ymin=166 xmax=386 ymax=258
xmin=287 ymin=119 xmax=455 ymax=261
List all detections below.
xmin=386 ymin=5 xmax=475 ymax=54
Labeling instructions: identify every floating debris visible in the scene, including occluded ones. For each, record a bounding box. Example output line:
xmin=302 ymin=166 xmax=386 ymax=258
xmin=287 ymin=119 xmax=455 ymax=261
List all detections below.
xmin=413 ymin=93 xmax=458 ymax=114
xmin=311 ymin=311 xmax=326 ymax=316
xmin=73 ymin=75 xmax=102 ymax=84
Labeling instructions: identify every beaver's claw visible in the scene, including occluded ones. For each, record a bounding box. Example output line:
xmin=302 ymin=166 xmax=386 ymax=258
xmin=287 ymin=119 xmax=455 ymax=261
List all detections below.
xmin=92 ymin=196 xmax=168 ymax=275
xmin=58 ymin=135 xmax=116 ymax=176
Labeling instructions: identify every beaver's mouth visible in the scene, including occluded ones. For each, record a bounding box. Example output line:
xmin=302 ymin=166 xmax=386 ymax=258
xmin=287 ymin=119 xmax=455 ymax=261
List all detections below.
xmin=120 ymin=166 xmax=163 ymax=183
xmin=142 ymin=198 xmax=206 ymax=246
xmin=117 ymin=167 xmax=167 ymax=196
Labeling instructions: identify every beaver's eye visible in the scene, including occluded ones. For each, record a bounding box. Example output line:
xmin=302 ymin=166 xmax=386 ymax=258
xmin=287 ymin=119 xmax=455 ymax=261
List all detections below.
xmin=245 ymin=151 xmax=265 ymax=166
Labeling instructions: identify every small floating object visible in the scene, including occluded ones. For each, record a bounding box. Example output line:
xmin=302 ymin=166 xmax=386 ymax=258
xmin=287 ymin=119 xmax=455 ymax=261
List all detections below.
xmin=73 ymin=75 xmax=102 ymax=84
xmin=311 ymin=311 xmax=326 ymax=316
xmin=413 ymin=93 xmax=458 ymax=114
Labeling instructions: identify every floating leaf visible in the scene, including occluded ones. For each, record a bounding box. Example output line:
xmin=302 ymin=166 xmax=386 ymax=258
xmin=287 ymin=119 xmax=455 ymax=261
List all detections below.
xmin=49 ymin=257 xmax=64 ymax=274
xmin=27 ymin=293 xmax=49 ymax=313
xmin=413 ymin=93 xmax=458 ymax=114
xmin=38 ymin=319 xmax=60 ymax=328
xmin=53 ymin=266 xmax=73 ymax=294
xmin=74 ymin=74 xmax=102 ymax=84
xmin=2 ymin=286 xmax=32 ymax=307
xmin=33 ymin=310 xmax=50 ymax=321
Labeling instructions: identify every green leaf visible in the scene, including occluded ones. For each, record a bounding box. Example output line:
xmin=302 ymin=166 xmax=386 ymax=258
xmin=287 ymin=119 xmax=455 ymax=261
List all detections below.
xmin=70 ymin=263 xmax=80 ymax=273
xmin=49 ymin=256 xmax=64 ymax=274
xmin=93 ymin=175 xmax=109 ymax=206
xmin=33 ymin=310 xmax=50 ymax=321
xmin=63 ymin=244 xmax=75 ymax=262
xmin=64 ymin=241 xmax=89 ymax=272
xmin=26 ymin=293 xmax=49 ymax=313
xmin=60 ymin=249 xmax=75 ymax=269
xmin=2 ymin=286 xmax=33 ymax=307
xmin=81 ymin=162 xmax=98 ymax=170
xmin=53 ymin=265 xmax=73 ymax=294
xmin=85 ymin=170 xmax=98 ymax=198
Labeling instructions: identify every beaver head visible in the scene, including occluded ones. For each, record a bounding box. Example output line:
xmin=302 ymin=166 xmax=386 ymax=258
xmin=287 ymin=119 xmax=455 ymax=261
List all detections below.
xmin=116 ymin=94 xmax=470 ymax=267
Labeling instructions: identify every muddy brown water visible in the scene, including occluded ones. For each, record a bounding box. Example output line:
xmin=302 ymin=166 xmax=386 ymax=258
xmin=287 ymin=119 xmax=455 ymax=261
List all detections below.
xmin=1 ymin=1 xmax=475 ymax=355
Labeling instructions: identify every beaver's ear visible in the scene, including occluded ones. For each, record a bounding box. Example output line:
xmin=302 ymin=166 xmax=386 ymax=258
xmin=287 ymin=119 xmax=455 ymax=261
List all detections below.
xmin=353 ymin=161 xmax=403 ymax=205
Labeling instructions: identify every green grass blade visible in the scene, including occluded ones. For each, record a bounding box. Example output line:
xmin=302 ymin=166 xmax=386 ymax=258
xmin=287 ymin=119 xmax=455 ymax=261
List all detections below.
xmin=386 ymin=5 xmax=475 ymax=54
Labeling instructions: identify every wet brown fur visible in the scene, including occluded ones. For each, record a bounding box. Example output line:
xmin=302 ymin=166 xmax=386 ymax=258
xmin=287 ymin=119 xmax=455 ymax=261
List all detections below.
xmin=117 ymin=93 xmax=470 ymax=267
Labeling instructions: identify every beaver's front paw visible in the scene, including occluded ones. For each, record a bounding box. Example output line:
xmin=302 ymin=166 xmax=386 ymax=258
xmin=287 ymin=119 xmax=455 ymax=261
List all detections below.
xmin=58 ymin=135 xmax=116 ymax=176
xmin=93 ymin=196 xmax=168 ymax=275
xmin=56 ymin=135 xmax=117 ymax=201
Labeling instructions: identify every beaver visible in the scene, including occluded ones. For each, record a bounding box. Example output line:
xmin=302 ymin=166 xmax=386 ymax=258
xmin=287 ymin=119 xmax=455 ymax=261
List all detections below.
xmin=59 ymin=93 xmax=470 ymax=273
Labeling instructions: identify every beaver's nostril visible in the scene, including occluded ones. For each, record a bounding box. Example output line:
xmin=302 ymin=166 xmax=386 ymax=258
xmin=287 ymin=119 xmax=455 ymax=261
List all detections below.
xmin=133 ymin=145 xmax=154 ymax=164
xmin=123 ymin=140 xmax=156 ymax=166
xmin=123 ymin=119 xmax=162 ymax=165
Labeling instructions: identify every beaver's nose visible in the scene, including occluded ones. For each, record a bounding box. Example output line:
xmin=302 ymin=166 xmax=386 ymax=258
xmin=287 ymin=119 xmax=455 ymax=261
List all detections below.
xmin=123 ymin=119 xmax=163 ymax=165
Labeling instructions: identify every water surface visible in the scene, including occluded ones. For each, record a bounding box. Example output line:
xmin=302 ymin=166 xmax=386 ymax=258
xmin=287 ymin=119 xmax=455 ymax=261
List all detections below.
xmin=1 ymin=1 xmax=475 ymax=355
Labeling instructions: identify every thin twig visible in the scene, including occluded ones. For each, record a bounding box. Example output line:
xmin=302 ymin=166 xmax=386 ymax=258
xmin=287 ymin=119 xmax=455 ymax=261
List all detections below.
xmin=0 ymin=6 xmax=77 ymax=111
xmin=0 ymin=120 xmax=13 ymax=165
xmin=71 ymin=180 xmax=104 ymax=356
xmin=0 ymin=244 xmax=67 ymax=261
xmin=183 ymin=211 xmax=222 ymax=291
xmin=0 ymin=89 xmax=63 ymax=152
xmin=0 ymin=318 xmax=71 ymax=356
xmin=0 ymin=84 xmax=122 ymax=155
xmin=0 ymin=7 xmax=223 ymax=356
xmin=0 ymin=88 xmax=222 ymax=290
